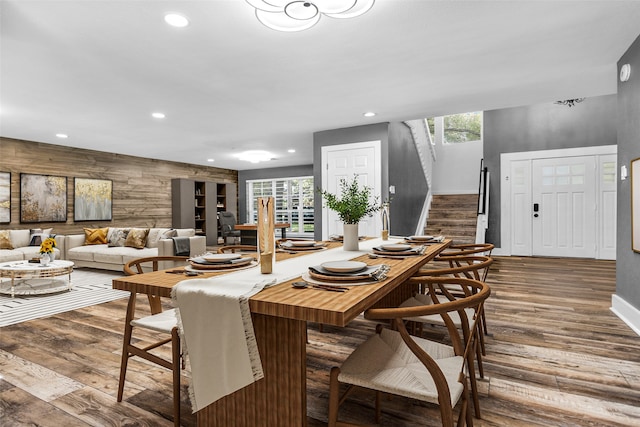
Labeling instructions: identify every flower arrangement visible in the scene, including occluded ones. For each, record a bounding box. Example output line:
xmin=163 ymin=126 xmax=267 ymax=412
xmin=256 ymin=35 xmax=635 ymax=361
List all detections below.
xmin=39 ymin=237 xmax=57 ymax=254
xmin=319 ymin=175 xmax=380 ymax=224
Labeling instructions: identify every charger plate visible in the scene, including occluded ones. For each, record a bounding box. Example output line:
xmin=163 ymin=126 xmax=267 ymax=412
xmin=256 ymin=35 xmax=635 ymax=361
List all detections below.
xmin=301 ymin=272 xmax=377 ymax=287
xmin=280 ymin=242 xmax=327 ymax=251
xmin=188 ymin=257 xmax=255 ymax=270
xmin=372 ymin=246 xmax=423 ymax=256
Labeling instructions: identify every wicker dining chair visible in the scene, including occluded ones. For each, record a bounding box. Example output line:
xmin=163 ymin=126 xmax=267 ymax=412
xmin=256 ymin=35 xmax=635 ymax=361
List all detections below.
xmin=402 ymin=255 xmax=493 ymax=418
xmin=118 ymin=256 xmax=189 ymax=427
xmin=328 ymin=277 xmax=490 ymax=427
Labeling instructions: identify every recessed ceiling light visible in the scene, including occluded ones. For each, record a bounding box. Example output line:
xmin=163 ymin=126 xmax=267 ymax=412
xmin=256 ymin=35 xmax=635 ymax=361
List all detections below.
xmin=207 ymin=158 xmax=215 ymax=162
xmin=236 ymin=150 xmax=273 ymax=164
xmin=152 ymin=112 xmax=166 ymax=119
xmin=164 ymin=13 xmax=189 ymax=27
xmin=288 ymin=149 xmax=296 ymax=153
xmin=364 ymin=112 xmax=376 ymax=117
xmin=56 ymin=133 xmax=68 ymax=139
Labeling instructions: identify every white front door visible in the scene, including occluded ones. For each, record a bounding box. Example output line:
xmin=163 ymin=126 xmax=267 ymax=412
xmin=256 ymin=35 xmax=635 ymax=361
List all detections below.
xmin=321 ymin=141 xmax=381 ymax=240
xmin=510 ymin=159 xmax=532 ymax=256
xmin=598 ymin=154 xmax=617 ymax=260
xmin=532 ymin=156 xmax=596 ymax=258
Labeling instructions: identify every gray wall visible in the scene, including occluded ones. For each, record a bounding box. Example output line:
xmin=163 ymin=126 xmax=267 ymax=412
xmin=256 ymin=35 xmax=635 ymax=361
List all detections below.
xmin=483 ymin=94 xmax=618 ymax=246
xmin=313 ymin=123 xmax=390 ymax=240
xmin=312 ymin=122 xmax=427 ymax=239
xmin=616 ymin=35 xmax=640 ymax=311
xmin=388 ymin=122 xmax=429 ymax=236
xmin=237 ymin=164 xmax=314 ymax=223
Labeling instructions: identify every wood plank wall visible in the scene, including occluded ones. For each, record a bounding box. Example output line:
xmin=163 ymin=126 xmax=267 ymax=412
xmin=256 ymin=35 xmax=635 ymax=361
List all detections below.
xmin=0 ymin=137 xmax=238 ymax=234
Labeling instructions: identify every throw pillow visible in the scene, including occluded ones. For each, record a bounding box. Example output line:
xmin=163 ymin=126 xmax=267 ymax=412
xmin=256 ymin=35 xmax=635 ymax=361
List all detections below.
xmin=125 ymin=228 xmax=150 ymax=249
xmin=28 ymin=228 xmax=53 ymax=246
xmin=108 ymin=228 xmax=130 ymax=247
xmin=84 ymin=227 xmax=109 ymax=245
xmin=29 ymin=228 xmax=44 ymax=246
xmin=161 ymin=228 xmax=178 ymax=239
xmin=0 ymin=230 xmax=13 ymax=249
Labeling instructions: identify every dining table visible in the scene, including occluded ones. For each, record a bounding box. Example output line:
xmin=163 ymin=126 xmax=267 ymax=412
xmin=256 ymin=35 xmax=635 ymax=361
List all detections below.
xmin=234 ymin=222 xmax=291 ymax=245
xmin=113 ymin=237 xmax=451 ymax=426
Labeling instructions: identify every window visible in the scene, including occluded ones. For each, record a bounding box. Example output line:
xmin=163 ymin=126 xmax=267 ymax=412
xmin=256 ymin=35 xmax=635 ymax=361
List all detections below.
xmin=246 ymin=176 xmax=314 ymax=237
xmin=443 ymin=111 xmax=483 ymax=143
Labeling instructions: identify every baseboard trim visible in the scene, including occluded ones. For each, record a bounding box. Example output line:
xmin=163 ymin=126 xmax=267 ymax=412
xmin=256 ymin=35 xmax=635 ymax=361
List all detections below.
xmin=611 ymin=294 xmax=640 ymax=337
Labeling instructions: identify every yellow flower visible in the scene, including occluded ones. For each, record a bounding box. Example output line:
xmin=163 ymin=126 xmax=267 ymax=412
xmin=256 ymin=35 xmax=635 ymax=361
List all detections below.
xmin=40 ymin=237 xmax=57 ymax=254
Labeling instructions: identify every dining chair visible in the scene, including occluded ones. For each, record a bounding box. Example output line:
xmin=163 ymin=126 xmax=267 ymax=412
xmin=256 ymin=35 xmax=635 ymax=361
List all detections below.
xmin=118 ymin=256 xmax=189 ymax=427
xmin=435 ymin=248 xmax=494 ymax=342
xmin=328 ymin=277 xmax=490 ymax=427
xmin=402 ymin=255 xmax=493 ymax=419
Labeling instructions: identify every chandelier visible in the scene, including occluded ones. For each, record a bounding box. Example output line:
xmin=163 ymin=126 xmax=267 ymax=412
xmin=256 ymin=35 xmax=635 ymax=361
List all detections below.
xmin=554 ymin=98 xmax=586 ymax=107
xmin=246 ymin=0 xmax=375 ymax=32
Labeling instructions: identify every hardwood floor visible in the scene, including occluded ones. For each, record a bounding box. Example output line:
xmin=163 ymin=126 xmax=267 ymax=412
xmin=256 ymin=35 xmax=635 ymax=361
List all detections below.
xmin=1 ymin=256 xmax=639 ymax=426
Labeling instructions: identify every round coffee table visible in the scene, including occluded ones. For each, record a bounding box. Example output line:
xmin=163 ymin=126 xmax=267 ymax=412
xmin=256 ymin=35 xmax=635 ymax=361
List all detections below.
xmin=0 ymin=260 xmax=74 ymax=298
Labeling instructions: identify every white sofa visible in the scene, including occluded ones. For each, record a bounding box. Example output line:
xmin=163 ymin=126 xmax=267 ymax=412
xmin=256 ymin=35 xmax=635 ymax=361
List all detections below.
xmin=0 ymin=229 xmax=65 ymax=263
xmin=65 ymin=227 xmax=206 ymax=272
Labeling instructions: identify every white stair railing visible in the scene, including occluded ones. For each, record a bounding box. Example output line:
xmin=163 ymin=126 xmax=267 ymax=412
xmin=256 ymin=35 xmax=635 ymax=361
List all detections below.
xmin=404 ymin=119 xmax=436 ymax=235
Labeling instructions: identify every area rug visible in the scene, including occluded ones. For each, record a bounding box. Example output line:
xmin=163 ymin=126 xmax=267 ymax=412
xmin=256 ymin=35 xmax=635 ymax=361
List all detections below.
xmin=0 ymin=268 xmax=128 ymax=327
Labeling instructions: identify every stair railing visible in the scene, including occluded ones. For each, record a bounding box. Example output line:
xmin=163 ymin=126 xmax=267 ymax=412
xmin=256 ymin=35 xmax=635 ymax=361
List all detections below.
xmin=476 ymin=159 xmax=489 ymax=244
xmin=404 ymin=119 xmax=435 ymax=235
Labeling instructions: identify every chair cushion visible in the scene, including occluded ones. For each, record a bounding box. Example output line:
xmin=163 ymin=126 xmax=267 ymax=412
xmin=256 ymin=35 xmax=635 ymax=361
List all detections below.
xmin=131 ymin=308 xmax=178 ymax=333
xmin=338 ymin=328 xmax=464 ymax=405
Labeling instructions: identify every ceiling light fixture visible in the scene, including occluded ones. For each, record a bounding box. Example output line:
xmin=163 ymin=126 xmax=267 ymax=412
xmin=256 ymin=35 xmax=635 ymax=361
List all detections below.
xmin=55 ymin=133 xmax=68 ymax=139
xmin=363 ymin=112 xmax=376 ymax=117
xmin=246 ymin=0 xmax=375 ymax=32
xmin=207 ymin=158 xmax=215 ymax=162
xmin=164 ymin=13 xmax=189 ymax=27
xmin=554 ymin=98 xmax=585 ymax=107
xmin=288 ymin=149 xmax=296 ymax=153
xmin=236 ymin=150 xmax=274 ymax=164
xmin=152 ymin=112 xmax=166 ymax=119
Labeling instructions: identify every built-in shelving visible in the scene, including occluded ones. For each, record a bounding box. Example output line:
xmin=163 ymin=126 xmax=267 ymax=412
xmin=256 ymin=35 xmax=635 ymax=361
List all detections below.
xmin=171 ymin=178 xmax=237 ymax=246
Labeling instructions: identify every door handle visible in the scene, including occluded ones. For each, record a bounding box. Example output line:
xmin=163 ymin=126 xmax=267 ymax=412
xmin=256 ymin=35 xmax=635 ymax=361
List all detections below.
xmin=533 ymin=203 xmax=539 ymax=218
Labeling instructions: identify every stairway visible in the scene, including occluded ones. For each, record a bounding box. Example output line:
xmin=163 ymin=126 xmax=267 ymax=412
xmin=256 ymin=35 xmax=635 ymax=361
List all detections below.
xmin=424 ymin=194 xmax=478 ymax=244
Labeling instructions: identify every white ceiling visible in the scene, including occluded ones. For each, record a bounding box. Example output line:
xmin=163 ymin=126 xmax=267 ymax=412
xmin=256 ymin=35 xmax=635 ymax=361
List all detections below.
xmin=2 ymin=1 xmax=640 ymax=171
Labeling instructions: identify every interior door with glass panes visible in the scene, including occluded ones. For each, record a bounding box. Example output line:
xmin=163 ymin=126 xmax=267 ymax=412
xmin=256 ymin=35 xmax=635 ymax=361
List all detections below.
xmin=532 ymin=156 xmax=596 ymax=258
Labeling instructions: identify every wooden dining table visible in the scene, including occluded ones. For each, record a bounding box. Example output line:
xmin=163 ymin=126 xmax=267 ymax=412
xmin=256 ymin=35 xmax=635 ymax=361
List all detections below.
xmin=112 ymin=238 xmax=451 ymax=426
xmin=234 ymin=222 xmax=291 ymax=245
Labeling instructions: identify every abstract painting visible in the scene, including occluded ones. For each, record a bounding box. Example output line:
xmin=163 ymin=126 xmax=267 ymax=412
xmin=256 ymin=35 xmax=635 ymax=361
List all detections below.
xmin=0 ymin=172 xmax=9 ymax=223
xmin=74 ymin=178 xmax=112 ymax=221
xmin=20 ymin=174 xmax=67 ymax=223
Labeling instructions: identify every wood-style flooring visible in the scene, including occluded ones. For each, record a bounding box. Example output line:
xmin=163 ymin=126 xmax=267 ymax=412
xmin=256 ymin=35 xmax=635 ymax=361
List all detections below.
xmin=1 ymin=256 xmax=639 ymax=426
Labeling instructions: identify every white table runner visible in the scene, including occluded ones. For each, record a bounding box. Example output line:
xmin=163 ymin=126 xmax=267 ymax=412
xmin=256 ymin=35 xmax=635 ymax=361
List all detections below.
xmin=172 ymin=237 xmax=393 ymax=412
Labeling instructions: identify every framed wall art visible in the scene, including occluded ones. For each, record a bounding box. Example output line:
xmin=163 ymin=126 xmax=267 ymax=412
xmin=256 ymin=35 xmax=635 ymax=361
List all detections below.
xmin=0 ymin=172 xmax=10 ymax=224
xmin=74 ymin=178 xmax=113 ymax=221
xmin=632 ymin=158 xmax=640 ymax=253
xmin=20 ymin=173 xmax=67 ymax=223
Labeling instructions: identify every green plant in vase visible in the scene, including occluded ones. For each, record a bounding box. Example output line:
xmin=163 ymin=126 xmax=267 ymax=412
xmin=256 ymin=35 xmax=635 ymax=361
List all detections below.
xmin=319 ymin=175 xmax=380 ymax=250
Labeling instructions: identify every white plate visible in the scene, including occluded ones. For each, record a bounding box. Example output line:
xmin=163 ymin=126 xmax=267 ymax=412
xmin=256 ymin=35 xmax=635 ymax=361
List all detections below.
xmin=289 ymin=240 xmax=317 ymax=247
xmin=321 ymin=261 xmax=368 ymax=273
xmin=202 ymin=253 xmax=242 ymax=262
xmin=381 ymin=244 xmax=412 ymax=251
xmin=408 ymin=235 xmax=433 ymax=241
